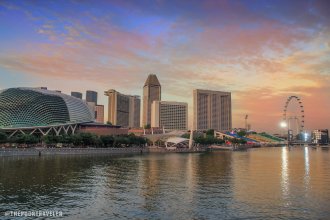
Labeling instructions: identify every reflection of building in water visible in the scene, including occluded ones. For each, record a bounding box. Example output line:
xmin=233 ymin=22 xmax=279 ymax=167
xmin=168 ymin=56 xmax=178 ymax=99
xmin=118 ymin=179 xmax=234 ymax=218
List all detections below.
xmin=0 ymin=156 xmax=99 ymax=201
xmin=232 ymin=148 xmax=283 ymax=207
xmin=195 ymin=152 xmax=233 ymax=184
xmin=140 ymin=154 xmax=197 ymax=213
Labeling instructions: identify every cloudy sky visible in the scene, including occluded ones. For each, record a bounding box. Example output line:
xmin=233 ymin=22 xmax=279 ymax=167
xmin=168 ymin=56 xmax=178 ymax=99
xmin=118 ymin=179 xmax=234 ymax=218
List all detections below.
xmin=0 ymin=0 xmax=329 ymax=132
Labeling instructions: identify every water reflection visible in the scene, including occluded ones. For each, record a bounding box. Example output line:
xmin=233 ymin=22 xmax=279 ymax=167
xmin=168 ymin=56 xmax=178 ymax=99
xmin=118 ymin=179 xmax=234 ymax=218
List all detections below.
xmin=304 ymin=147 xmax=310 ymax=187
xmin=281 ymin=147 xmax=289 ymax=198
xmin=1 ymin=148 xmax=330 ymax=219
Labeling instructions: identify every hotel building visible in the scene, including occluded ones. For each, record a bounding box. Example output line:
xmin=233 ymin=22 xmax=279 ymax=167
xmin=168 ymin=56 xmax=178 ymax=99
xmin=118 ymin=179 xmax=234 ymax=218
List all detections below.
xmin=129 ymin=96 xmax=141 ymax=128
xmin=151 ymin=101 xmax=188 ymax=130
xmin=105 ymin=89 xmax=140 ymax=128
xmin=142 ymin=74 xmax=161 ymax=127
xmin=193 ymin=89 xmax=232 ymax=131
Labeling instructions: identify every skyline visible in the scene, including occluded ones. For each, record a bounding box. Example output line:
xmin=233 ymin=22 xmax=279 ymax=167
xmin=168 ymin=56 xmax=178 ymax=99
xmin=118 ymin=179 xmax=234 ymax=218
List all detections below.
xmin=0 ymin=0 xmax=329 ymax=132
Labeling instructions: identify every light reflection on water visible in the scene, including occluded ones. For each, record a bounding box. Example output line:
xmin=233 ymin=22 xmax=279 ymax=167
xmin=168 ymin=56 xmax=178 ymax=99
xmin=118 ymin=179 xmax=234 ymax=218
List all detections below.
xmin=0 ymin=147 xmax=330 ymax=219
xmin=281 ymin=147 xmax=289 ymax=199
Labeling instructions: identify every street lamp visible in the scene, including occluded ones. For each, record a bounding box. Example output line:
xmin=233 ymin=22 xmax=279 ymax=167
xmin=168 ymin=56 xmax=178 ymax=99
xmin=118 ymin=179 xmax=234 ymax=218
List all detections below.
xmin=280 ymin=121 xmax=287 ymax=128
xmin=280 ymin=121 xmax=288 ymax=147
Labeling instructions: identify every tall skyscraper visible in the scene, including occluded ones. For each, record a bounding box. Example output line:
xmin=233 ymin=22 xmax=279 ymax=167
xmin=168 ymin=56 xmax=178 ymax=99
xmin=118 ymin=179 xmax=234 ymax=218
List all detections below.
xmin=142 ymin=74 xmax=161 ymax=127
xmin=151 ymin=101 xmax=188 ymax=130
xmin=193 ymin=89 xmax=232 ymax=131
xmin=105 ymin=89 xmax=140 ymax=127
xmin=129 ymin=95 xmax=141 ymax=128
xmin=71 ymin=92 xmax=83 ymax=99
xmin=86 ymin=90 xmax=98 ymax=104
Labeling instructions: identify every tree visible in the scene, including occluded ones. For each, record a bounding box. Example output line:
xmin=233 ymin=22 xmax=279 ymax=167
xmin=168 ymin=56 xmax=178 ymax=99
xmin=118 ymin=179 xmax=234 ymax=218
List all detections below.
xmin=71 ymin=134 xmax=83 ymax=146
xmin=0 ymin=132 xmax=8 ymax=143
xmin=79 ymin=133 xmax=99 ymax=146
xmin=106 ymin=121 xmax=112 ymax=125
xmin=13 ymin=134 xmax=38 ymax=145
xmin=206 ymin=129 xmax=215 ymax=136
xmin=100 ymin=135 xmax=114 ymax=147
xmin=143 ymin=124 xmax=151 ymax=129
xmin=237 ymin=131 xmax=247 ymax=137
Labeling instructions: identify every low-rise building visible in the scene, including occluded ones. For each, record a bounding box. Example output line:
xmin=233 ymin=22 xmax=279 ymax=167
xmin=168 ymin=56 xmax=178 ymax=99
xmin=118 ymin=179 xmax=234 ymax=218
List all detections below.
xmin=312 ymin=129 xmax=329 ymax=145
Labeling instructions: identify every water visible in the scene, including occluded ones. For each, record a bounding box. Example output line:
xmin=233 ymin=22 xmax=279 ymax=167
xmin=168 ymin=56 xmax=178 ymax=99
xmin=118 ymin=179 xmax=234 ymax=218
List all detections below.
xmin=1 ymin=147 xmax=330 ymax=219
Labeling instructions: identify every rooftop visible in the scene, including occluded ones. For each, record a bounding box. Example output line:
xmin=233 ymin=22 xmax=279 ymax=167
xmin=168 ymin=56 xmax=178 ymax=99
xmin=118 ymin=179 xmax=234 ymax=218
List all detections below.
xmin=144 ymin=74 xmax=161 ymax=87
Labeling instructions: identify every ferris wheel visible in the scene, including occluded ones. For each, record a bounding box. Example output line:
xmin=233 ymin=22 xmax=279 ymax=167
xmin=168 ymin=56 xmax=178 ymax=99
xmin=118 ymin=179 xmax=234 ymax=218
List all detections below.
xmin=283 ymin=96 xmax=305 ymax=134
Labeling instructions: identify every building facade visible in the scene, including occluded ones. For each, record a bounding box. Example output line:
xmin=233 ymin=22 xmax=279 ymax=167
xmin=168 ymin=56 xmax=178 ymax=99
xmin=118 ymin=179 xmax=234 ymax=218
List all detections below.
xmin=312 ymin=129 xmax=329 ymax=145
xmin=95 ymin=105 xmax=104 ymax=124
xmin=105 ymin=89 xmax=140 ymax=128
xmin=129 ymin=95 xmax=141 ymax=128
xmin=151 ymin=101 xmax=188 ymax=130
xmin=86 ymin=90 xmax=98 ymax=104
xmin=193 ymin=89 xmax=232 ymax=131
xmin=71 ymin=92 xmax=82 ymax=99
xmin=142 ymin=74 xmax=161 ymax=127
xmin=0 ymin=87 xmax=94 ymax=136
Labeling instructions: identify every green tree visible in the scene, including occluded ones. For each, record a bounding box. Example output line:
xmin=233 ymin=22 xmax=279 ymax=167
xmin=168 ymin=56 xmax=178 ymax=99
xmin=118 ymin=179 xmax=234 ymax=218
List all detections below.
xmin=71 ymin=134 xmax=83 ymax=146
xmin=237 ymin=131 xmax=247 ymax=137
xmin=206 ymin=129 xmax=215 ymax=136
xmin=79 ymin=133 xmax=99 ymax=146
xmin=13 ymin=134 xmax=38 ymax=145
xmin=143 ymin=124 xmax=151 ymax=129
xmin=0 ymin=132 xmax=8 ymax=143
xmin=100 ymin=135 xmax=114 ymax=147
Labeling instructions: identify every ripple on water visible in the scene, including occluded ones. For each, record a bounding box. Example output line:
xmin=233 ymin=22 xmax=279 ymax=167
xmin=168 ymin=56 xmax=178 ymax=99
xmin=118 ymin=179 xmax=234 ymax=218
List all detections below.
xmin=1 ymin=148 xmax=330 ymax=219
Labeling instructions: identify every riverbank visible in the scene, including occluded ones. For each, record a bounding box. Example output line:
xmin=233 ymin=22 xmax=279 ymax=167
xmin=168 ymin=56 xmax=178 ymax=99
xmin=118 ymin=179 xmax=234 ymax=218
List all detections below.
xmin=0 ymin=146 xmax=209 ymax=157
xmin=0 ymin=147 xmax=148 ymax=157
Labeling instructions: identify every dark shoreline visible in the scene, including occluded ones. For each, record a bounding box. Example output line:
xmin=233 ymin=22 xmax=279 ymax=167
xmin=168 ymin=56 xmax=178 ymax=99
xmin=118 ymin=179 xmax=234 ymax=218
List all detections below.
xmin=0 ymin=146 xmax=208 ymax=157
xmin=0 ymin=147 xmax=148 ymax=157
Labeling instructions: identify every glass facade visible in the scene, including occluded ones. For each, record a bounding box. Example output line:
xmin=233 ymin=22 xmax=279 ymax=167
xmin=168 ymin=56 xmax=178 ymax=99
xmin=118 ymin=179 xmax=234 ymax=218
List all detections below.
xmin=0 ymin=88 xmax=94 ymax=128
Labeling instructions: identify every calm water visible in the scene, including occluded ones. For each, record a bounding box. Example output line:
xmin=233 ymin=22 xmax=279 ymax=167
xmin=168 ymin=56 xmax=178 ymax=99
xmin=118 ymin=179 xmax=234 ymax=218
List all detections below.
xmin=1 ymin=147 xmax=330 ymax=219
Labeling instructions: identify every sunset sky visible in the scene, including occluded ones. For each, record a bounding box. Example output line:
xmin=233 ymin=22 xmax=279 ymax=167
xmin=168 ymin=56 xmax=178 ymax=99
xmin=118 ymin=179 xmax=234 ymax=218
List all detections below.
xmin=0 ymin=0 xmax=329 ymax=133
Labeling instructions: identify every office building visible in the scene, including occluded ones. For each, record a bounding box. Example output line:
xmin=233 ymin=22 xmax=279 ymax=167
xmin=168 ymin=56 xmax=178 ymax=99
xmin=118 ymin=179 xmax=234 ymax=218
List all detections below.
xmin=312 ymin=129 xmax=329 ymax=145
xmin=151 ymin=101 xmax=188 ymax=130
xmin=129 ymin=96 xmax=141 ymax=128
xmin=193 ymin=89 xmax=232 ymax=131
xmin=86 ymin=90 xmax=98 ymax=104
xmin=95 ymin=105 xmax=104 ymax=124
xmin=105 ymin=89 xmax=140 ymax=127
xmin=71 ymin=92 xmax=83 ymax=99
xmin=142 ymin=74 xmax=161 ymax=127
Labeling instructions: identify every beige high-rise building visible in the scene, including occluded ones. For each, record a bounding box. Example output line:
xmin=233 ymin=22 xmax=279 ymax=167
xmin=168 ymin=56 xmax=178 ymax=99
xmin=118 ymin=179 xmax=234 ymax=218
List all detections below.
xmin=151 ymin=101 xmax=188 ymax=130
xmin=142 ymin=74 xmax=161 ymax=127
xmin=105 ymin=89 xmax=140 ymax=128
xmin=193 ymin=89 xmax=232 ymax=131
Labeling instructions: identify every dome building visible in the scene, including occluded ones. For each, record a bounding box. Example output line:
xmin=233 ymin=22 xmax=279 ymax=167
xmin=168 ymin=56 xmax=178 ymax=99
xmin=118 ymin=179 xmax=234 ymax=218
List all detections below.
xmin=0 ymin=87 xmax=95 ymax=136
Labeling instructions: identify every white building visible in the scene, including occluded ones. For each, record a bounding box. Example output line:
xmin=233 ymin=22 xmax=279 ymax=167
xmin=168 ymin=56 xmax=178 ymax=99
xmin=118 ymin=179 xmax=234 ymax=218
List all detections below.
xmin=151 ymin=101 xmax=188 ymax=130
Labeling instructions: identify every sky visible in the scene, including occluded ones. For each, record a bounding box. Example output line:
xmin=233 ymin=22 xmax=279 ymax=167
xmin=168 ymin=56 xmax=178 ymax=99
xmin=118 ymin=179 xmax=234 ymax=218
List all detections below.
xmin=0 ymin=0 xmax=329 ymax=133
